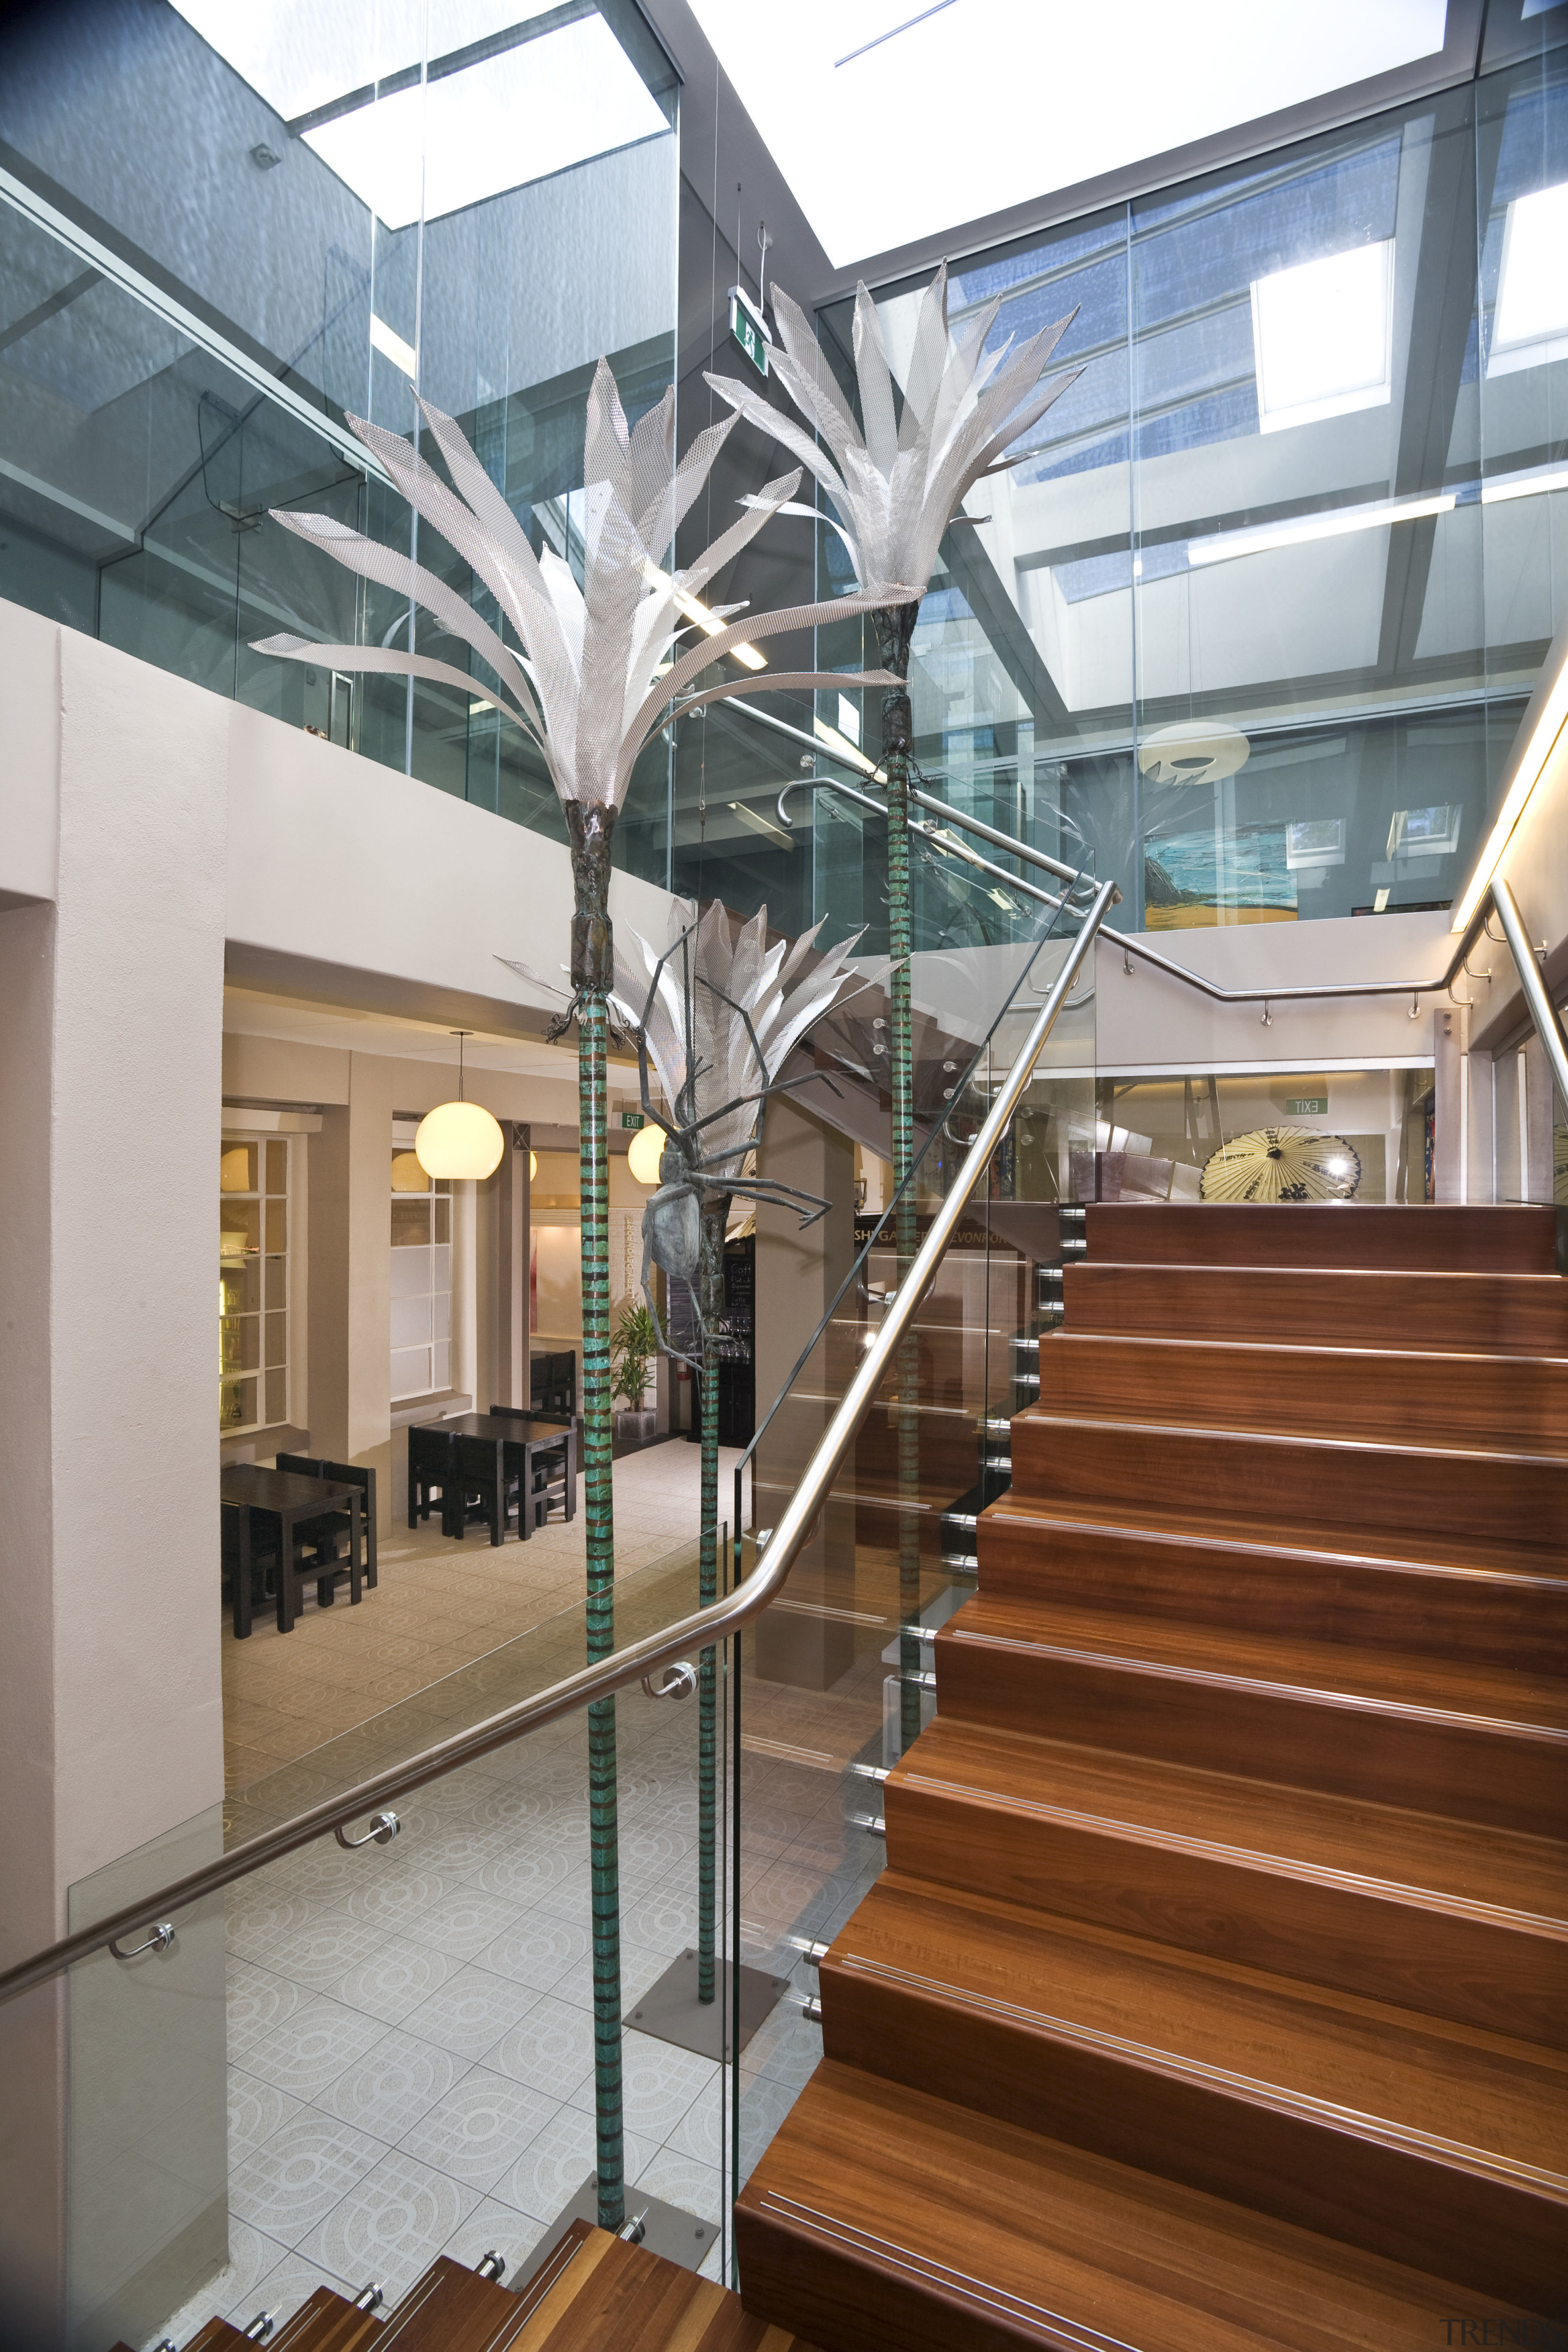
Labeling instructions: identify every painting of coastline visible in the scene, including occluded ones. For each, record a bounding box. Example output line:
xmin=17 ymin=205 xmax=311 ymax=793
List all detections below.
xmin=1144 ymin=824 xmax=1298 ymax=929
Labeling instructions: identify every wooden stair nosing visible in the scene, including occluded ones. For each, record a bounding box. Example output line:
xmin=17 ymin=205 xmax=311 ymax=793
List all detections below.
xmin=1061 ymin=1261 xmax=1568 ymax=1354
xmin=976 ymin=1503 xmax=1568 ymax=1668
xmin=1008 ymin=1411 xmax=1568 ymax=1564
xmin=818 ymin=1879 xmax=1568 ymax=2301
xmin=736 ymin=2062 xmax=1555 ymax=2352
xmin=270 ymin=2289 xmax=385 ymax=2350
xmin=1080 ymin=1203 xmax=1560 ymax=1275
xmin=1034 ymin=1329 xmax=1568 ymax=1454
xmin=932 ymin=1611 xmax=1567 ymax=1839
xmin=884 ymin=1730 xmax=1568 ymax=2045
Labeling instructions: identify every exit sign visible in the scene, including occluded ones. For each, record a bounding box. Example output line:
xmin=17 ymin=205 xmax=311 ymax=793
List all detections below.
xmin=620 ymin=1110 xmax=645 ymax=1130
xmin=1285 ymin=1097 xmax=1327 ymax=1116
xmin=729 ymin=287 xmax=769 ymax=377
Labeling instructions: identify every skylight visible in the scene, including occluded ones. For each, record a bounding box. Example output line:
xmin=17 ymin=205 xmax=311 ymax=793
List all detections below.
xmin=1251 ymin=241 xmax=1394 ymax=433
xmin=1489 ymin=181 xmax=1568 ymax=375
xmin=685 ymin=0 xmax=1449 ymax=270
xmin=171 ymin=2 xmax=668 ymax=228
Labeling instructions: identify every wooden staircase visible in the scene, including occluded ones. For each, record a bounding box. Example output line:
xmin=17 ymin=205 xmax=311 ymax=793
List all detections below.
xmin=118 ymin=2223 xmax=818 ymax=2352
xmin=735 ymin=1204 xmax=1568 ymax=2347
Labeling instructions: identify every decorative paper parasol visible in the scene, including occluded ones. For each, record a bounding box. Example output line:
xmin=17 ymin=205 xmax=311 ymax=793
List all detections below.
xmin=1200 ymin=1126 xmax=1361 ymax=1203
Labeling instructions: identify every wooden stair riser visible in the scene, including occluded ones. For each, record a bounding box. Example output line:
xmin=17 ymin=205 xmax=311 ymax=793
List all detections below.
xmin=978 ymin=1511 xmax=1568 ymax=1672
xmin=932 ymin=1628 xmax=1564 ymax=1836
xmin=1065 ymin=1263 xmax=1568 ymax=1354
xmin=1083 ymin=1204 xmax=1558 ymax=1274
xmin=820 ymin=1959 xmax=1566 ymax=2307
xmin=1010 ymin=1415 xmax=1568 ymax=1563
xmin=883 ymin=1779 xmax=1566 ymax=2043
xmin=737 ymin=2201 xmax=1009 ymax=2352
xmin=1036 ymin=1333 xmax=1568 ymax=1457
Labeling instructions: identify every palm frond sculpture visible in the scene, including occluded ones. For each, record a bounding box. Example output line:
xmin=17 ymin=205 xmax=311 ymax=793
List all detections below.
xmin=614 ymin=901 xmax=867 ymax=2007
xmin=707 ymin=266 xmax=1081 ymax=1747
xmin=254 ymin=364 xmax=897 ymax=2231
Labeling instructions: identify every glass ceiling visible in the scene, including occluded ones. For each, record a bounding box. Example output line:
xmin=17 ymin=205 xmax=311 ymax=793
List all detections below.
xmin=170 ymin=0 xmax=669 ymax=227
xmin=686 ymin=0 xmax=1451 ymax=267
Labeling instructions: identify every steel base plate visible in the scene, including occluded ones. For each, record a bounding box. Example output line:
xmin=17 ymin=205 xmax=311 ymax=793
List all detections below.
xmin=624 ymin=1951 xmax=790 ymax=2060
xmin=536 ymin=2175 xmax=715 ymax=2273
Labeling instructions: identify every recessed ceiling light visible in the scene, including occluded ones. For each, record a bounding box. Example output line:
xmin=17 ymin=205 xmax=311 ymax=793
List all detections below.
xmin=369 ymin=312 xmax=418 ymax=377
xmin=1188 ymin=488 xmax=1454 ymax=567
xmin=1251 ymin=240 xmax=1393 ymax=434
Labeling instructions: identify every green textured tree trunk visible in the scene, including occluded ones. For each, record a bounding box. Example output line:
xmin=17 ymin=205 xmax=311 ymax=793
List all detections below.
xmin=567 ymin=802 xmax=624 ymax=2233
xmin=872 ymin=605 xmax=924 ymax=1755
xmin=695 ymin=1195 xmax=729 ymax=2003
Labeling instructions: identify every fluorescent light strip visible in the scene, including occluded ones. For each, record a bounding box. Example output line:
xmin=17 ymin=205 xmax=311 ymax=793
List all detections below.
xmin=1452 ymin=635 xmax=1568 ymax=931
xmin=1480 ymin=467 xmax=1568 ymax=506
xmin=1188 ymin=491 xmax=1455 ymax=568
xmin=656 ymin=571 xmax=766 ymax=671
xmin=369 ymin=312 xmax=418 ymax=378
xmin=729 ymin=801 xmax=794 ymax=849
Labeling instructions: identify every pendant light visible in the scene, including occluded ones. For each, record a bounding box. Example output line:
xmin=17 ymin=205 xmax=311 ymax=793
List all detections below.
xmin=627 ymin=1120 xmax=668 ymax=1186
xmin=415 ymin=1033 xmax=505 ymax=1180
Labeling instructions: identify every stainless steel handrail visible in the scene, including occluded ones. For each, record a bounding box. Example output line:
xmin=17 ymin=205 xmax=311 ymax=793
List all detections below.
xmin=0 ymin=881 xmax=1118 ymax=2008
xmin=1116 ymin=886 xmax=1494 ymax=1009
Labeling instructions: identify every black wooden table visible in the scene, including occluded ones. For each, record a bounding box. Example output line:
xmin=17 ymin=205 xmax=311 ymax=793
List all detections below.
xmin=220 ymin=1465 xmax=364 ymax=1635
xmin=413 ymin=1412 xmax=576 ymax=1543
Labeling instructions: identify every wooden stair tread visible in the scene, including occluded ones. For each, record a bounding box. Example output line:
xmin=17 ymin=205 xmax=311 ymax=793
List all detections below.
xmin=500 ymin=2220 xmax=816 ymax=2347
xmin=1035 ymin=1330 xmax=1568 ymax=1453
xmin=983 ymin=1492 xmax=1568 ymax=1592
xmin=1082 ymin=1203 xmax=1559 ymax=1273
xmin=736 ymin=2061 xmax=1550 ymax=2350
xmin=375 ymin=2255 xmax=532 ymax=2346
xmin=939 ymin=1595 xmax=1568 ymax=1735
xmin=1063 ymin=1261 xmax=1568 ymax=1353
xmin=1015 ymin=1404 xmax=1568 ymax=1478
xmin=271 ymin=2288 xmax=384 ymax=2348
xmin=891 ymin=1717 xmax=1568 ymax=1921
xmin=826 ymin=1872 xmax=1568 ymax=2173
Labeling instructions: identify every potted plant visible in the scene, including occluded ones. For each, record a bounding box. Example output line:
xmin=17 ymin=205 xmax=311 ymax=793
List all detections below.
xmin=611 ymin=1300 xmax=660 ymax=1448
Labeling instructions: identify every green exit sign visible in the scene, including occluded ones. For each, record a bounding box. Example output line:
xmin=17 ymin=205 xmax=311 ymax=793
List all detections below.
xmin=620 ymin=1110 xmax=645 ymax=1130
xmin=1286 ymin=1097 xmax=1328 ymax=1116
xmin=729 ymin=288 xmax=769 ymax=377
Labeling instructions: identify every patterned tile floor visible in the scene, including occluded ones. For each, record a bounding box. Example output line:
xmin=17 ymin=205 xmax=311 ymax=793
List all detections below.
xmin=222 ymin=1442 xmax=742 ymax=1792
xmin=146 ymin=1642 xmax=889 ymax=2345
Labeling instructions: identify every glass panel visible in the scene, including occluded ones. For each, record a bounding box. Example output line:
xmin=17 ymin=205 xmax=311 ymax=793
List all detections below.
xmin=263 ymin=1257 xmax=287 ymax=1311
xmin=391 ymin=1197 xmax=431 ymax=1247
xmin=263 ymin=1311 xmax=287 ymax=1369
xmin=219 ymin=1143 xmax=257 ymax=1193
xmin=220 ymin=1262 xmax=259 ymax=1317
xmin=729 ymin=842 xmax=1099 ymax=2207
xmin=263 ymin=1199 xmax=287 ymax=1255
xmin=264 ymin=1140 xmax=287 ymax=1196
xmin=435 ymin=1197 xmax=451 ymax=1245
xmin=264 ymin=1367 xmax=287 ymax=1426
xmin=391 ymin=1293 xmax=432 ymax=1351
xmin=0 ymin=0 xmax=680 ymax=890
xmin=63 ymin=1537 xmax=727 ymax=2338
xmin=391 ymin=1149 xmax=431 ymax=1193
xmin=390 ymin=1343 xmax=433 ymax=1400
xmin=219 ymin=1202 xmax=260 ymax=1259
xmin=219 ymin=1374 xmax=257 ymax=1433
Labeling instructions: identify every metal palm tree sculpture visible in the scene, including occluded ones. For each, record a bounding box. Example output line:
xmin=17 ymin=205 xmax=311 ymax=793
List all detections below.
xmin=614 ymin=897 xmax=869 ymax=2002
xmin=707 ymin=265 xmax=1080 ymax=1744
xmin=255 ymin=363 xmax=895 ymax=2230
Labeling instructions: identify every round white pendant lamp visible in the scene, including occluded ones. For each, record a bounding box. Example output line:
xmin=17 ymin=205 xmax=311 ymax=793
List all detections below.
xmin=415 ymin=1033 xmax=505 ymax=1180
xmin=627 ymin=1121 xmax=668 ymax=1186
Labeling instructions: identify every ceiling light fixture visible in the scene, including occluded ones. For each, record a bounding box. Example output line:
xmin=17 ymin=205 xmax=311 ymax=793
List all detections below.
xmin=1480 ymin=465 xmax=1568 ymax=506
xmin=627 ymin=1121 xmax=667 ymax=1185
xmin=1188 ymin=489 xmax=1455 ymax=568
xmin=1251 ymin=240 xmax=1393 ymax=434
xmin=415 ymin=1031 xmax=505 ymax=1179
xmin=1451 ymin=614 xmax=1568 ymax=932
xmin=650 ymin=567 xmax=767 ymax=670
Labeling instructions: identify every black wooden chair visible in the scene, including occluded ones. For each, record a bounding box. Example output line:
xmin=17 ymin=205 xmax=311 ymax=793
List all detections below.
xmin=452 ymin=1432 xmax=515 ymax=1546
xmin=488 ymin=1406 xmax=574 ymax=1532
xmin=277 ymin=1455 xmax=379 ymax=1593
xmin=408 ymin=1424 xmax=454 ymax=1532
